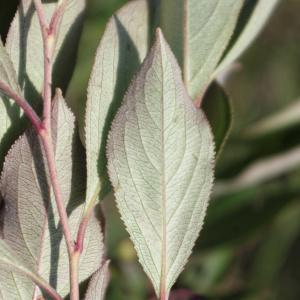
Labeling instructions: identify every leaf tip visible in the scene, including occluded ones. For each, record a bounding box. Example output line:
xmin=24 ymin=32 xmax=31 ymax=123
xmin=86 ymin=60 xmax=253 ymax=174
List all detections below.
xmin=154 ymin=27 xmax=167 ymax=47
xmin=155 ymin=27 xmax=163 ymax=38
xmin=54 ymin=88 xmax=63 ymax=99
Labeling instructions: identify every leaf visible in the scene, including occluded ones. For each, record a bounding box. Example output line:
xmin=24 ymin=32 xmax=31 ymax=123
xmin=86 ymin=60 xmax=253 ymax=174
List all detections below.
xmin=245 ymin=100 xmax=300 ymax=138
xmin=214 ymin=145 xmax=300 ymax=196
xmin=0 ymin=38 xmax=23 ymax=170
xmin=0 ymin=39 xmax=20 ymax=92
xmin=0 ymin=91 xmax=103 ymax=299
xmin=215 ymin=0 xmax=279 ymax=76
xmin=84 ymin=0 xmax=157 ymax=212
xmin=202 ymin=81 xmax=232 ymax=156
xmin=160 ymin=0 xmax=243 ymax=100
xmin=0 ymin=240 xmax=60 ymax=299
xmin=0 ymin=0 xmax=85 ymax=171
xmin=84 ymin=261 xmax=110 ymax=300
xmin=5 ymin=0 xmax=85 ymax=102
xmin=198 ymin=176 xmax=300 ymax=250
xmin=107 ymin=29 xmax=215 ymax=297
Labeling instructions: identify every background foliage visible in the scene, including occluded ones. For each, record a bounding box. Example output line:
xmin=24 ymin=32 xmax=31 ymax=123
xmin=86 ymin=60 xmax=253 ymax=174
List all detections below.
xmin=1 ymin=0 xmax=300 ymax=299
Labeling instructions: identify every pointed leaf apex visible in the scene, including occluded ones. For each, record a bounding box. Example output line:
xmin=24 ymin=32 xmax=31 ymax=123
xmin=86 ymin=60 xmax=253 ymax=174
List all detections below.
xmin=54 ymin=88 xmax=63 ymax=98
xmin=155 ymin=27 xmax=163 ymax=38
xmin=154 ymin=27 xmax=167 ymax=48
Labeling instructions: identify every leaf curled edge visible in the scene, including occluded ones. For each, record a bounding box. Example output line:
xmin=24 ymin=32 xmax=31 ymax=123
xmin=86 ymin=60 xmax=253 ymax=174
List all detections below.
xmin=107 ymin=29 xmax=215 ymax=297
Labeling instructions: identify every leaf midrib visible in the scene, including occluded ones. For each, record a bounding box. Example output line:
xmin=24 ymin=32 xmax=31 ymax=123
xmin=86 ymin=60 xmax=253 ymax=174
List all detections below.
xmin=159 ymin=37 xmax=167 ymax=298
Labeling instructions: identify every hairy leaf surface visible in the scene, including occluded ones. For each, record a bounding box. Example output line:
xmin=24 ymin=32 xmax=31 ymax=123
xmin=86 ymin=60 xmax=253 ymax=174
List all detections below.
xmin=84 ymin=261 xmax=110 ymax=300
xmin=107 ymin=30 xmax=215 ymax=297
xmin=160 ymin=0 xmax=243 ymax=99
xmin=0 ymin=240 xmax=58 ymax=300
xmin=0 ymin=0 xmax=85 ymax=170
xmin=0 ymin=39 xmax=23 ymax=169
xmin=0 ymin=39 xmax=20 ymax=92
xmin=215 ymin=0 xmax=279 ymax=76
xmin=0 ymin=92 xmax=103 ymax=299
xmin=84 ymin=0 xmax=157 ymax=212
xmin=6 ymin=0 xmax=85 ymax=101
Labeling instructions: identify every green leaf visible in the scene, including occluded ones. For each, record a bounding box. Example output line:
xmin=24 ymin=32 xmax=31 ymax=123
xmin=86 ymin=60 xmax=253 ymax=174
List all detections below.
xmin=160 ymin=0 xmax=243 ymax=100
xmin=84 ymin=261 xmax=110 ymax=300
xmin=250 ymin=201 xmax=300 ymax=289
xmin=0 ymin=91 xmax=103 ymax=299
xmin=202 ymin=81 xmax=232 ymax=156
xmin=245 ymin=100 xmax=300 ymax=138
xmin=6 ymin=0 xmax=85 ymax=102
xmin=214 ymin=145 xmax=300 ymax=196
xmin=107 ymin=30 xmax=215 ymax=297
xmin=198 ymin=176 xmax=300 ymax=250
xmin=0 ymin=38 xmax=23 ymax=170
xmin=215 ymin=0 xmax=279 ymax=76
xmin=84 ymin=0 xmax=157 ymax=212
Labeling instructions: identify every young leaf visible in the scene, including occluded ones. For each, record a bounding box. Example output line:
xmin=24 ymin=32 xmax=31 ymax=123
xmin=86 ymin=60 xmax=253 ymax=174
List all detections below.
xmin=202 ymin=82 xmax=232 ymax=156
xmin=0 ymin=92 xmax=103 ymax=298
xmin=160 ymin=0 xmax=243 ymax=100
xmin=215 ymin=0 xmax=280 ymax=76
xmin=0 ymin=38 xmax=23 ymax=169
xmin=84 ymin=261 xmax=110 ymax=300
xmin=5 ymin=0 xmax=85 ymax=101
xmin=84 ymin=0 xmax=157 ymax=212
xmin=107 ymin=29 xmax=215 ymax=297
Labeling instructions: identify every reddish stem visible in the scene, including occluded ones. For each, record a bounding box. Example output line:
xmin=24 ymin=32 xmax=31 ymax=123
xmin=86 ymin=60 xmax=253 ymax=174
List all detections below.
xmin=0 ymin=81 xmax=43 ymax=132
xmin=50 ymin=0 xmax=68 ymax=36
xmin=30 ymin=272 xmax=63 ymax=300
xmin=33 ymin=1 xmax=79 ymax=299
xmin=41 ymin=132 xmax=75 ymax=252
xmin=75 ymin=206 xmax=94 ymax=254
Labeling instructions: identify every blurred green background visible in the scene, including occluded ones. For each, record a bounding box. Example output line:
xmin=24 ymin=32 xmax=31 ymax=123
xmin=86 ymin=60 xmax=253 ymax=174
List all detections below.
xmin=2 ymin=0 xmax=300 ymax=299
xmin=72 ymin=1 xmax=300 ymax=299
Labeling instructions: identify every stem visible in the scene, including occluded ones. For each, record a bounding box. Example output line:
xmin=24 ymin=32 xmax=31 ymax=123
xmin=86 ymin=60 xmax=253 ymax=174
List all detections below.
xmin=160 ymin=293 xmax=168 ymax=300
xmin=41 ymin=133 xmax=75 ymax=253
xmin=50 ymin=0 xmax=68 ymax=35
xmin=0 ymin=81 xmax=43 ymax=132
xmin=33 ymin=0 xmax=52 ymax=128
xmin=33 ymin=1 xmax=79 ymax=299
xmin=75 ymin=186 xmax=101 ymax=254
xmin=29 ymin=271 xmax=63 ymax=300
xmin=75 ymin=206 xmax=94 ymax=254
xmin=70 ymin=252 xmax=80 ymax=300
